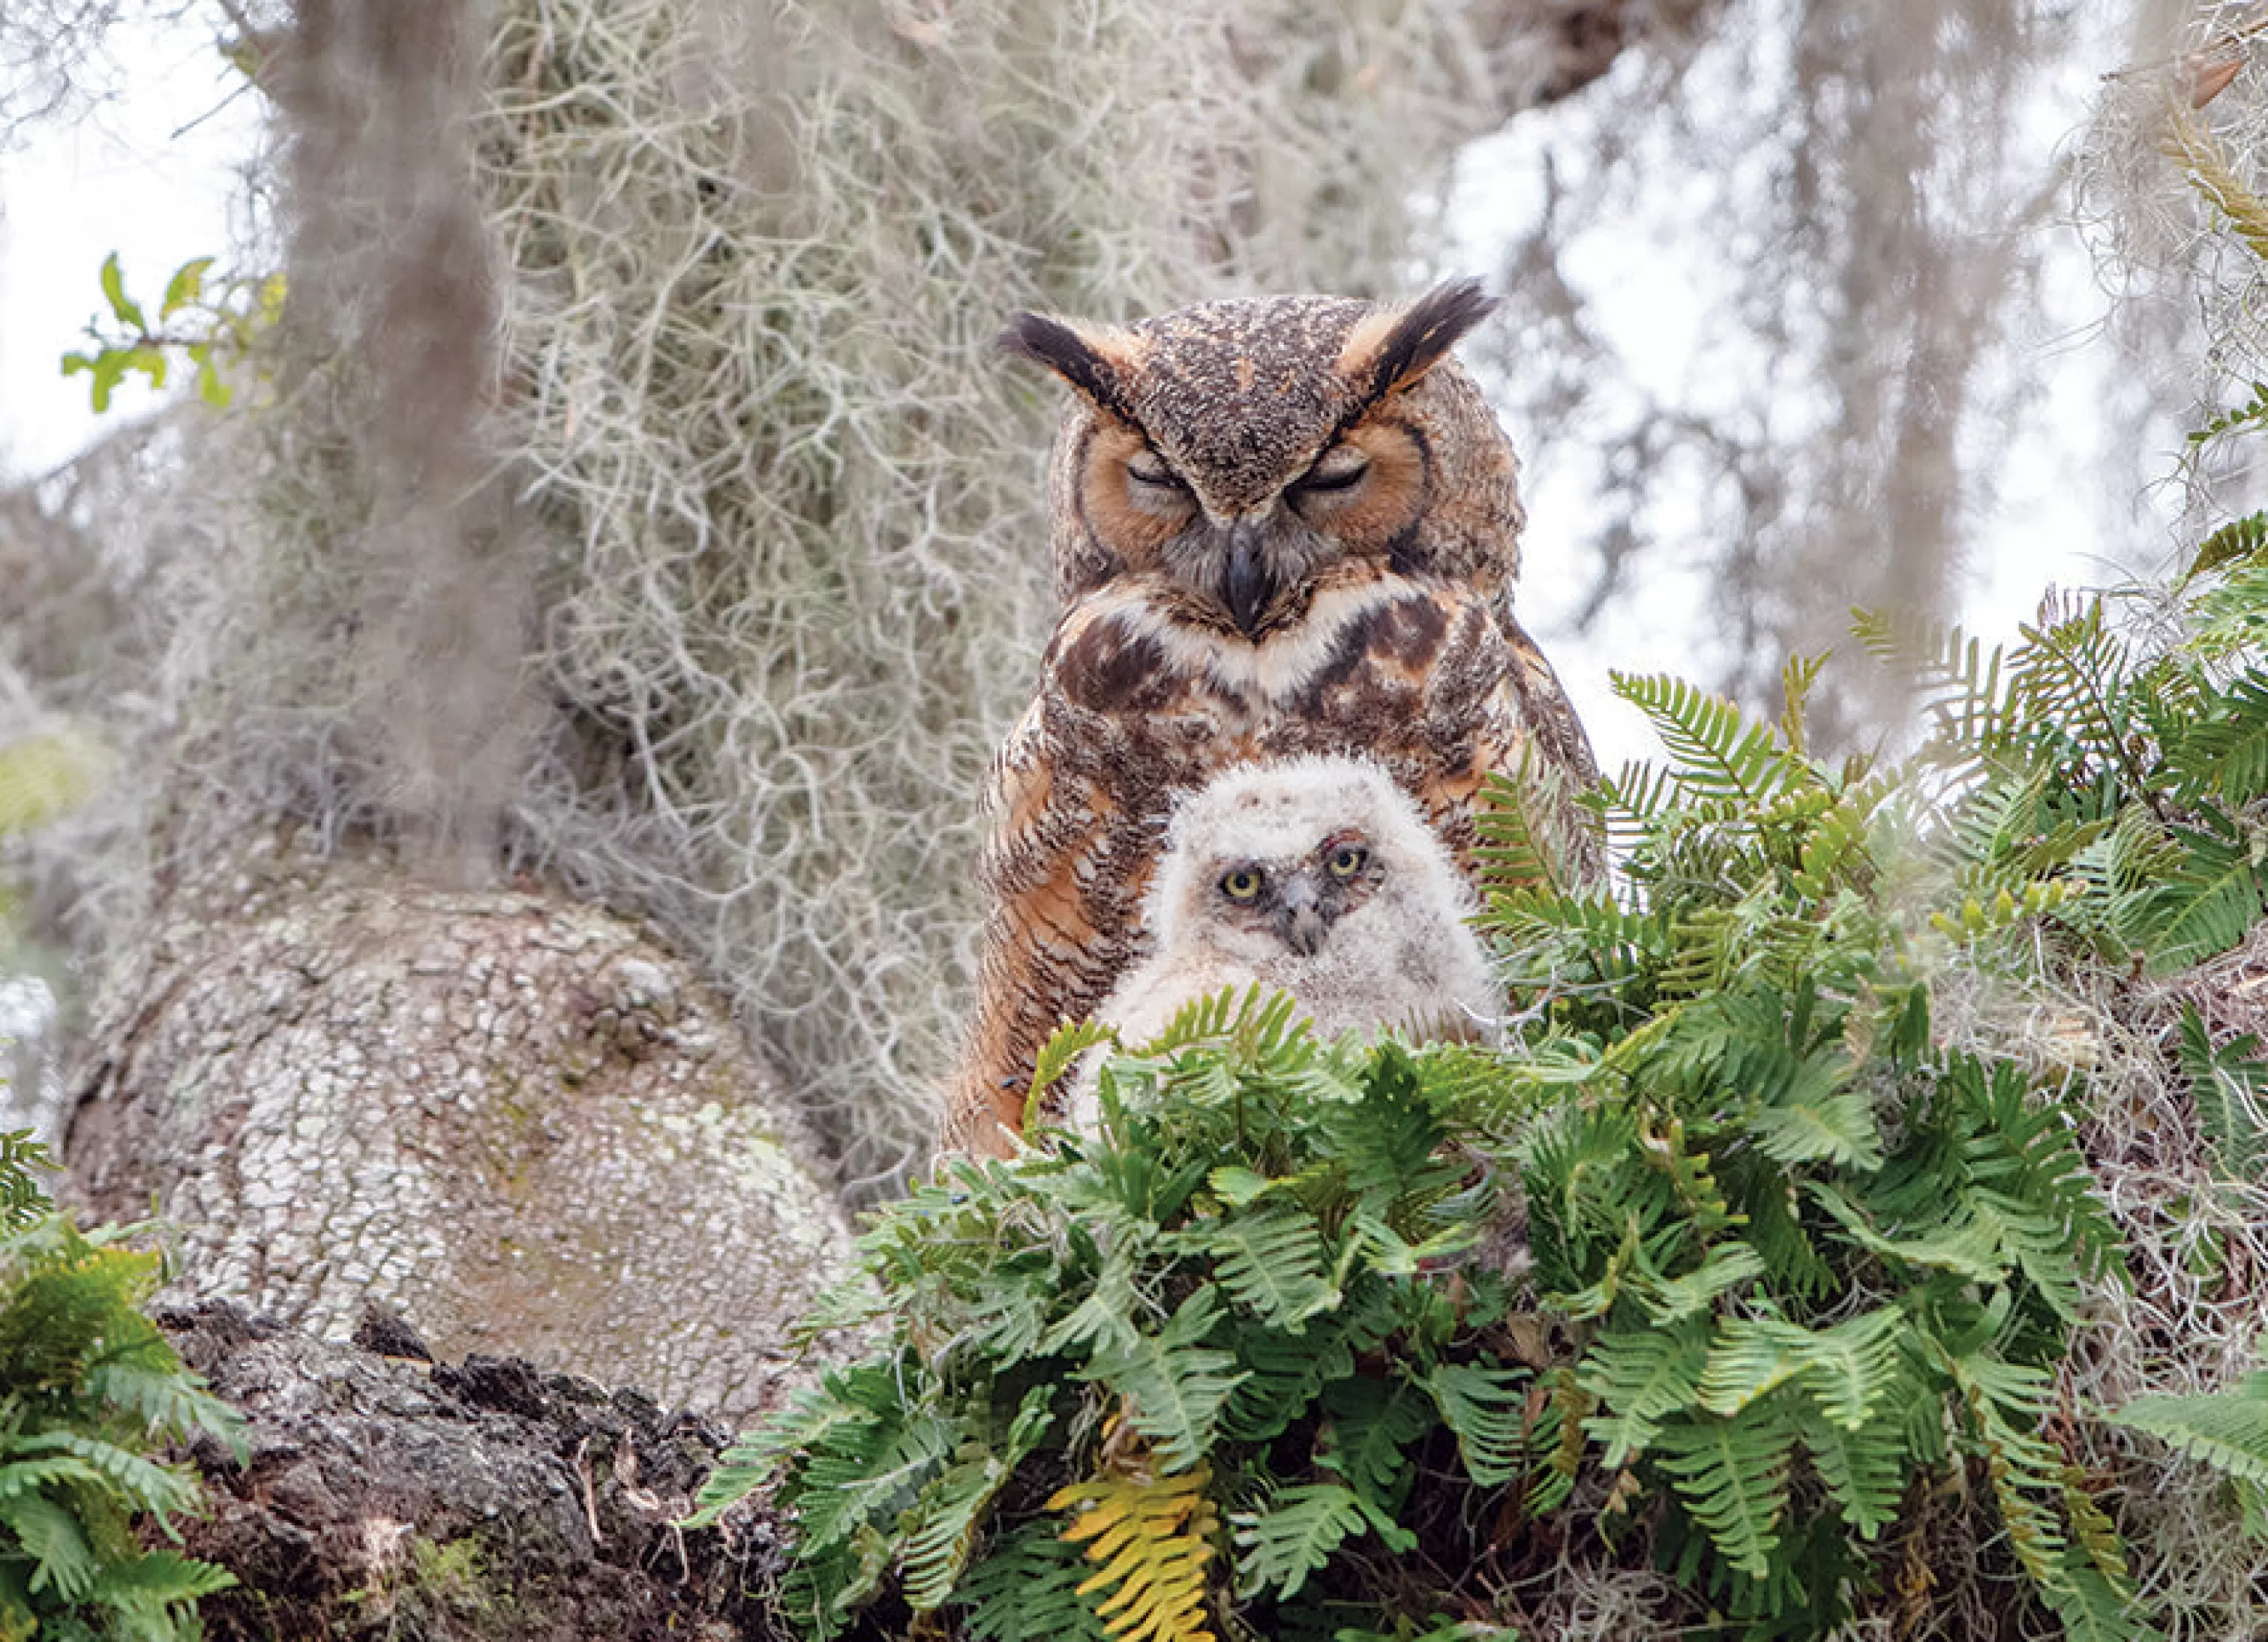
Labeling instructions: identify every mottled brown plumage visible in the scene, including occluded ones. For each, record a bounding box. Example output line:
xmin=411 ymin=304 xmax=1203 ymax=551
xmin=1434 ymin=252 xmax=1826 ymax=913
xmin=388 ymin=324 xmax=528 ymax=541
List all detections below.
xmin=943 ymin=280 xmax=1598 ymax=1155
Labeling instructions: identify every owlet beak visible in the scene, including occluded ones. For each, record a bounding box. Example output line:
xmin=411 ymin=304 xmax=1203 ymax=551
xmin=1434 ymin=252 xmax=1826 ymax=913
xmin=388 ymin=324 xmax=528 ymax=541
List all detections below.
xmin=1272 ymin=873 xmax=1328 ymax=956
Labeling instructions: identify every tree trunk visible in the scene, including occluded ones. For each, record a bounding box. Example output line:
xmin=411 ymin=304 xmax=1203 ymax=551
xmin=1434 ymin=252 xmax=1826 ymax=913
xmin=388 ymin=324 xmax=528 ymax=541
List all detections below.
xmin=65 ymin=840 xmax=854 ymax=1422
xmin=160 ymin=1300 xmax=790 ymax=1641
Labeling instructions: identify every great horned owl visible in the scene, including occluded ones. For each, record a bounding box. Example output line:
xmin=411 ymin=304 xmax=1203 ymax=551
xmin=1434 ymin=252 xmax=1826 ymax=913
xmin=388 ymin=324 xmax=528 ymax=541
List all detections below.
xmin=1094 ymin=754 xmax=1498 ymax=1051
xmin=944 ymin=279 xmax=1597 ymax=1156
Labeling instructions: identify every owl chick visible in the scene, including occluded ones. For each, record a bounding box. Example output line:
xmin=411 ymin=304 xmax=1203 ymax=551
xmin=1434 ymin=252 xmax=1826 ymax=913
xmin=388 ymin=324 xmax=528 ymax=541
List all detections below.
xmin=1095 ymin=755 xmax=1500 ymax=1053
xmin=945 ymin=279 xmax=1597 ymax=1156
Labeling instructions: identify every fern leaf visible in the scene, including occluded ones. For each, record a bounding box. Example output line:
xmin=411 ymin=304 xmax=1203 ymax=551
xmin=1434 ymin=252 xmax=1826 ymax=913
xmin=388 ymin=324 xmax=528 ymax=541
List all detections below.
xmin=1790 ymin=1398 xmax=1904 ymax=1539
xmin=81 ymin=1365 xmax=244 ymax=1459
xmin=2038 ymin=1563 xmax=2160 ymax=1642
xmin=1048 ymin=1453 xmax=1218 ymax=1642
xmin=1651 ymin=1404 xmax=1798 ymax=1581
xmin=1039 ymin=1240 xmax=1150 ymax=1361
xmin=1425 ymin=1362 xmax=1532 ymax=1487
xmin=1317 ymin=1374 xmax=1432 ymax=1515
xmin=0 ymin=1491 xmax=98 ymax=1601
xmin=2186 ymin=509 xmax=2268 ymax=583
xmin=1579 ymin=1325 xmax=1708 ymax=1467
xmin=898 ymin=1386 xmax=1054 ymax=1611
xmin=1808 ymin=1182 xmax=2005 ymax=1281
xmin=688 ymin=1365 xmax=885 ymax=1526
xmin=1634 ymin=1242 xmax=1765 ymax=1326
xmin=80 ymin=1548 xmax=236 ymax=1609
xmin=1611 ymin=672 xmax=1800 ymax=807
xmin=2174 ymin=1002 xmax=2268 ymax=1176
xmin=1030 ymin=1019 xmax=1119 ymax=1130
xmin=8 ymin=1432 xmax=199 ymax=1524
xmin=1790 ymin=1309 xmax=1906 ymax=1432
xmin=1943 ymin=1349 xmax=2067 ymax=1586
xmin=1852 ymin=607 xmax=2019 ymax=757
xmin=1079 ymin=1287 xmax=1245 ymax=1473
xmin=2141 ymin=811 xmax=2266 ymax=974
xmin=1230 ymin=1482 xmax=1372 ymax=1602
xmin=2013 ymin=598 xmax=2138 ymax=779
xmin=959 ymin=1518 xmax=1110 ymax=1642
xmin=1695 ymin=1321 xmax=1816 ymax=1421
xmin=1474 ymin=769 xmax=1565 ymax=895
xmin=1178 ymin=1205 xmax=1337 ymax=1332
xmin=2104 ymin=1371 xmax=2268 ymax=1487
xmin=2171 ymin=672 xmax=2268 ymax=805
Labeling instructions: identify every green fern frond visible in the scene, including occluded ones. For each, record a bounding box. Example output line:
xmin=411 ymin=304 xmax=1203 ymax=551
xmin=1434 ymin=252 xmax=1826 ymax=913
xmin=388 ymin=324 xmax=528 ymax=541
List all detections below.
xmin=2174 ymin=1002 xmax=2268 ymax=1177
xmin=1174 ymin=1205 xmax=1337 ymax=1332
xmin=81 ymin=1365 xmax=244 ymax=1460
xmin=2177 ymin=512 xmax=2268 ymax=589
xmin=1030 ymin=1018 xmax=1119 ymax=1133
xmin=2104 ymin=1371 xmax=2268 ymax=1488
xmin=1474 ymin=770 xmax=1564 ymax=895
xmin=0 ymin=1490 xmax=99 ymax=1600
xmin=1425 ymin=1362 xmax=1532 ymax=1487
xmin=1958 ymin=1057 xmax=2123 ymax=1284
xmin=0 ymin=1134 xmax=56 ymax=1234
xmin=2138 ymin=810 xmax=2267 ymax=974
xmin=1316 ymin=1374 xmax=1431 ymax=1515
xmin=1942 ymin=1348 xmax=2067 ymax=1586
xmin=1230 ymin=1482 xmax=1376 ymax=1602
xmin=898 ymin=1386 xmax=1055 ymax=1611
xmin=2012 ymin=597 xmax=2140 ymax=783
xmin=1650 ymin=1402 xmax=1798 ymax=1581
xmin=1612 ymin=671 xmax=1802 ymax=807
xmin=1580 ymin=1324 xmax=1708 ymax=1467
xmin=958 ymin=1518 xmax=1110 ymax=1642
xmin=794 ymin=1403 xmax=958 ymax=1560
xmin=1080 ymin=1287 xmax=1245 ymax=1473
xmin=2037 ymin=1562 xmax=2159 ymax=1642
xmin=688 ymin=1363 xmax=888 ymax=1526
xmin=2168 ymin=672 xmax=2268 ymax=805
xmin=1852 ymin=607 xmax=2020 ymax=757
xmin=1790 ymin=1397 xmax=1906 ymax=1540
xmin=1632 ymin=1242 xmax=1764 ymax=1326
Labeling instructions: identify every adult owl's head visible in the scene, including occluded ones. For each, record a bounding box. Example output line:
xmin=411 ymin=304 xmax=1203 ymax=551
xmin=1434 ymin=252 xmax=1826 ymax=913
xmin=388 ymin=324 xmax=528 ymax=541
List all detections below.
xmin=1000 ymin=280 xmax=1523 ymax=634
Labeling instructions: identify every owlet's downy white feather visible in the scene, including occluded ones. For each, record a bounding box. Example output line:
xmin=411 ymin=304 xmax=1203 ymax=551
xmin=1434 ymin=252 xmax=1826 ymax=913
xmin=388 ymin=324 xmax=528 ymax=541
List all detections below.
xmin=1065 ymin=755 xmax=1500 ymax=1132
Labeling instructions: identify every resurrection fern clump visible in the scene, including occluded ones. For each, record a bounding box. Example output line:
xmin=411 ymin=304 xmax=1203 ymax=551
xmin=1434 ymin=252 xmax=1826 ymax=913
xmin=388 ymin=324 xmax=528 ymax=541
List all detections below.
xmin=0 ymin=1210 xmax=245 ymax=1641
xmin=697 ymin=550 xmax=2268 ymax=1640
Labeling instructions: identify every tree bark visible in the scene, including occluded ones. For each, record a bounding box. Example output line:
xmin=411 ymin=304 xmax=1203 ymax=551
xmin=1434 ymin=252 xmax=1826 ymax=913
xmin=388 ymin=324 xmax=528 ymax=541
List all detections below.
xmin=160 ymin=1300 xmax=790 ymax=1641
xmin=66 ymin=841 xmax=855 ymax=1422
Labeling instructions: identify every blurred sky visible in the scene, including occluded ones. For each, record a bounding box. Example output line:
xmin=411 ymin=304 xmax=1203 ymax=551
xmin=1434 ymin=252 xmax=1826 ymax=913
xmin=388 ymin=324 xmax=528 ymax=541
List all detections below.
xmin=0 ymin=9 xmax=2178 ymax=775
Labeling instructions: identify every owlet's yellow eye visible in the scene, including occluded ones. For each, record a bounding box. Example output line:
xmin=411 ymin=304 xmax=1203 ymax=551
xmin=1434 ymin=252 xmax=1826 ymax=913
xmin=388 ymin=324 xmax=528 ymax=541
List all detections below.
xmin=1326 ymin=844 xmax=1368 ymax=879
xmin=1220 ymin=867 xmax=1264 ymax=901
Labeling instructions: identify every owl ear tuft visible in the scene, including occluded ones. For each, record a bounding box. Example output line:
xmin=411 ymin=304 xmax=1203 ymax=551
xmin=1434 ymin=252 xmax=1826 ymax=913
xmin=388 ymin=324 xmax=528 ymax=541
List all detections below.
xmin=1346 ymin=277 xmax=1498 ymax=403
xmin=999 ymin=312 xmax=1142 ymax=421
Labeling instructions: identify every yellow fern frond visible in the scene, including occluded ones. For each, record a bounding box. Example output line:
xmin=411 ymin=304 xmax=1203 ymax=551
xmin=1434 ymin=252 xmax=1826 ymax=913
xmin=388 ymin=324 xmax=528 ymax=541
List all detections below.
xmin=1046 ymin=1441 xmax=1219 ymax=1642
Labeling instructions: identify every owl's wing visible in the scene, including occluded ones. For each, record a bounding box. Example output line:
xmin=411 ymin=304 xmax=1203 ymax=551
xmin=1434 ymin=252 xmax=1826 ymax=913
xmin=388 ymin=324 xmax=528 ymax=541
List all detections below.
xmin=942 ymin=694 xmax=1154 ymax=1156
xmin=1492 ymin=606 xmax=1606 ymax=886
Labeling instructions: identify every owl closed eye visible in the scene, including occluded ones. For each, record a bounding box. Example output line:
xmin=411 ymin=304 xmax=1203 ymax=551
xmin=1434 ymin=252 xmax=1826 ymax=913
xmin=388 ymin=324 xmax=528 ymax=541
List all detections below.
xmin=1004 ymin=282 xmax=1504 ymax=636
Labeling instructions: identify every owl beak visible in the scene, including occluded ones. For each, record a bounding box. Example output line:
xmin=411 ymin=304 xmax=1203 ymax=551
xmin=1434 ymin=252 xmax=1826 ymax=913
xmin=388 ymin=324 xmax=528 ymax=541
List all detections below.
xmin=1274 ymin=876 xmax=1328 ymax=956
xmin=1221 ymin=520 xmax=1276 ymax=639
